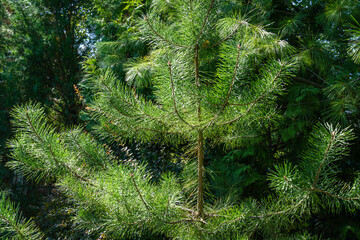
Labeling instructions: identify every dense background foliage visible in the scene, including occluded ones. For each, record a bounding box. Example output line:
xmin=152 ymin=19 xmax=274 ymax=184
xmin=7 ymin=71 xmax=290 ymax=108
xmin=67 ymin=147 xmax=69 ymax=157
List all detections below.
xmin=1 ymin=0 xmax=360 ymax=239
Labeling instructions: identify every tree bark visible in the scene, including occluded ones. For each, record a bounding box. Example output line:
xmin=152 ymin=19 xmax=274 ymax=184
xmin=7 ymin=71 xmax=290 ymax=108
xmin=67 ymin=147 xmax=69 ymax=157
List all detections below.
xmin=196 ymin=129 xmax=205 ymax=218
xmin=194 ymin=43 xmax=204 ymax=218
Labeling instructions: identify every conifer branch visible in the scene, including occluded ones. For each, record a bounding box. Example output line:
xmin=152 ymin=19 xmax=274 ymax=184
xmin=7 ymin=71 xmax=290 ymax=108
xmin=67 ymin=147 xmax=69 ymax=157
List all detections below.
xmin=24 ymin=111 xmax=94 ymax=185
xmin=100 ymin=70 xmax=175 ymax=125
xmin=305 ymin=188 xmax=360 ymax=201
xmin=68 ymin=131 xmax=107 ymax=170
xmin=123 ymin=219 xmax=146 ymax=225
xmin=196 ymin=0 xmax=215 ymax=44
xmin=144 ymin=16 xmax=190 ymax=49
xmin=215 ymin=135 xmax=258 ymax=142
xmin=202 ymin=45 xmax=242 ymax=129
xmin=249 ymin=194 xmax=309 ymax=219
xmin=284 ymin=174 xmax=360 ymax=201
xmin=130 ymin=173 xmax=151 ymax=211
xmin=176 ymin=206 xmax=196 ymax=214
xmin=305 ymin=67 xmax=330 ymax=86
xmin=293 ymin=76 xmax=324 ymax=88
xmin=218 ymin=64 xmax=284 ymax=126
xmin=141 ymin=109 xmax=177 ymax=121
xmin=99 ymin=77 xmax=139 ymax=118
xmin=209 ymin=21 xmax=242 ymax=49
xmin=209 ymin=26 xmax=241 ymax=49
xmin=312 ymin=130 xmax=336 ymax=188
xmin=92 ymin=107 xmax=180 ymax=135
xmin=168 ymin=61 xmax=195 ymax=128
xmin=0 ymin=213 xmax=28 ymax=239
xmin=165 ymin=218 xmax=207 ymax=224
xmin=0 ymin=192 xmax=43 ymax=239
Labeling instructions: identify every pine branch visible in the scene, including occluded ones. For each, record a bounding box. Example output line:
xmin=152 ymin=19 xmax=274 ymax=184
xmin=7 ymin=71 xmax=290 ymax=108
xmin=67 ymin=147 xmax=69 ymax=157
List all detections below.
xmin=305 ymin=188 xmax=360 ymax=201
xmin=209 ymin=23 xmax=241 ymax=49
xmin=0 ymin=213 xmax=28 ymax=240
xmin=312 ymin=130 xmax=336 ymax=188
xmin=218 ymin=63 xmax=285 ymax=126
xmin=24 ymin=111 xmax=90 ymax=183
xmin=98 ymin=74 xmax=140 ymax=118
xmin=130 ymin=173 xmax=151 ymax=211
xmin=248 ymin=194 xmax=310 ymax=219
xmin=284 ymin=174 xmax=360 ymax=201
xmin=90 ymin=106 xmax=181 ymax=135
xmin=202 ymin=45 xmax=242 ymax=129
xmin=99 ymin=70 xmax=175 ymax=126
xmin=67 ymin=131 xmax=107 ymax=170
xmin=0 ymin=192 xmax=43 ymax=239
xmin=168 ymin=61 xmax=195 ymax=128
xmin=293 ymin=76 xmax=324 ymax=88
xmin=165 ymin=218 xmax=207 ymax=224
xmin=196 ymin=0 xmax=215 ymax=44
xmin=144 ymin=15 xmax=190 ymax=49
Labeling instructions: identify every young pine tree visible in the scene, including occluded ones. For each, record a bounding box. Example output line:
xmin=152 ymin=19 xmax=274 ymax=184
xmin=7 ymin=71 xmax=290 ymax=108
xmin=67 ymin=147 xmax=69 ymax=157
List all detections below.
xmin=83 ymin=0 xmax=295 ymax=218
xmin=6 ymin=1 xmax=360 ymax=239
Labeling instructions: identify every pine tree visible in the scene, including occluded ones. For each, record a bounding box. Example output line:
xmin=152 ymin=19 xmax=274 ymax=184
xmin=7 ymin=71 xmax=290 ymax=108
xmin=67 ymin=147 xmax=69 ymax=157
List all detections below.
xmin=5 ymin=0 xmax=360 ymax=239
xmin=83 ymin=0 xmax=295 ymax=218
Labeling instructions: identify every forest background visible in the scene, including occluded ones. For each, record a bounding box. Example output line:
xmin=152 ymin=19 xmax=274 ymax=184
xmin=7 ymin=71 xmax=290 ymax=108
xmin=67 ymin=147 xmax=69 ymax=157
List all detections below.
xmin=1 ymin=0 xmax=360 ymax=239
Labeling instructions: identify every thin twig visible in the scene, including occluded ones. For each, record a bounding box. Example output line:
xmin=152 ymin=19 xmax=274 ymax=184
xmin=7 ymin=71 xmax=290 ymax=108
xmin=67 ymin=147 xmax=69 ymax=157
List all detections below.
xmin=130 ymin=173 xmax=151 ymax=211
xmin=305 ymin=188 xmax=360 ymax=201
xmin=249 ymin=194 xmax=309 ymax=219
xmin=196 ymin=0 xmax=215 ymax=44
xmin=293 ymin=76 xmax=324 ymax=88
xmin=166 ymin=218 xmax=207 ymax=224
xmin=284 ymin=174 xmax=360 ymax=201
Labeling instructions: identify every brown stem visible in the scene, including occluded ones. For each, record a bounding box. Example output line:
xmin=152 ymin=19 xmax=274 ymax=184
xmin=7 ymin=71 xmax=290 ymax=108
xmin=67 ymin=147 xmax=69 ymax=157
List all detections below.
xmin=130 ymin=173 xmax=151 ymax=211
xmin=196 ymin=130 xmax=205 ymax=218
xmin=194 ymin=36 xmax=205 ymax=218
xmin=195 ymin=44 xmax=200 ymax=87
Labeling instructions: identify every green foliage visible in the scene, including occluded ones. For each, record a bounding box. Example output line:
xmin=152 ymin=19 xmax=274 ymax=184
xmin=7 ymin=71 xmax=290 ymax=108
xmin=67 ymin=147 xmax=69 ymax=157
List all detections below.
xmin=6 ymin=103 xmax=183 ymax=239
xmin=0 ymin=191 xmax=43 ymax=239
xmin=347 ymin=16 xmax=360 ymax=64
xmin=269 ymin=124 xmax=359 ymax=217
xmin=3 ymin=0 xmax=360 ymax=239
xmin=208 ymin=150 xmax=262 ymax=200
xmin=83 ymin=0 xmax=297 ymax=148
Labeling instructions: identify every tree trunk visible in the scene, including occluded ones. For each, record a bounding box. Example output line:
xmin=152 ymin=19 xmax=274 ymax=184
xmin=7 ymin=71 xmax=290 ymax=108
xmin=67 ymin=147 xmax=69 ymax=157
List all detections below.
xmin=196 ymin=129 xmax=205 ymax=218
xmin=194 ymin=43 xmax=204 ymax=218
